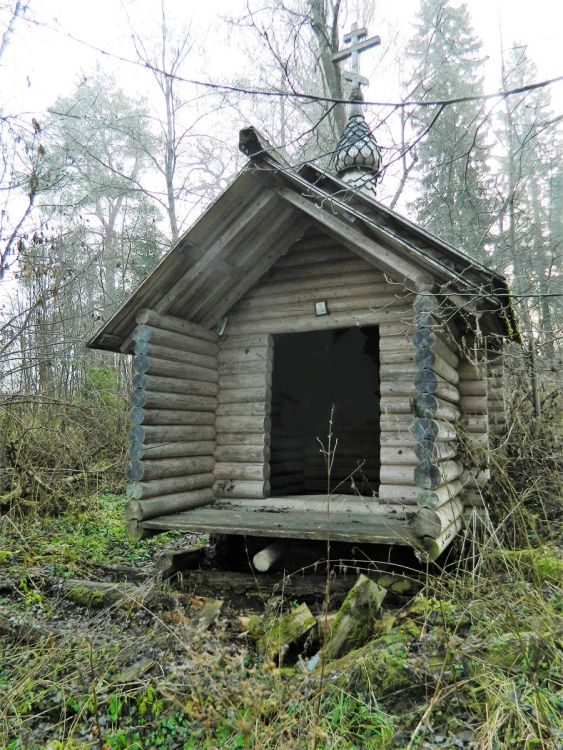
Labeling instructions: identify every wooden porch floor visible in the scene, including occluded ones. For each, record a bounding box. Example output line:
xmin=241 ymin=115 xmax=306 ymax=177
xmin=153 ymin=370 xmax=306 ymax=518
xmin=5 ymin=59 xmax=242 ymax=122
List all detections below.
xmin=139 ymin=496 xmax=418 ymax=546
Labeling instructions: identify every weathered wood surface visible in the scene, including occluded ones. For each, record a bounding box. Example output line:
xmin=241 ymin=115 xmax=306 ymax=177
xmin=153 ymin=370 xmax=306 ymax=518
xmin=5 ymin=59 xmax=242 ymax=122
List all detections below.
xmin=417 ymin=479 xmax=463 ymax=509
xmin=127 ymin=456 xmax=215 ymax=482
xmin=136 ymin=309 xmax=219 ymax=342
xmin=130 ymin=441 xmax=215 ymax=461
xmin=127 ymin=472 xmax=215 ymax=500
xmin=323 ymin=575 xmax=387 ymax=660
xmin=133 ymin=324 xmax=219 ymax=357
xmin=414 ymin=459 xmax=463 ymax=490
xmin=133 ymin=374 xmax=218 ymax=397
xmin=129 ymin=425 xmax=215 ymax=444
xmin=126 ymin=489 xmax=215 ymax=521
xmin=414 ymin=394 xmax=460 ymax=422
xmin=214 ymin=480 xmax=271 ymax=499
xmin=139 ymin=504 xmax=419 ymax=545
xmin=412 ymin=497 xmax=464 ymax=537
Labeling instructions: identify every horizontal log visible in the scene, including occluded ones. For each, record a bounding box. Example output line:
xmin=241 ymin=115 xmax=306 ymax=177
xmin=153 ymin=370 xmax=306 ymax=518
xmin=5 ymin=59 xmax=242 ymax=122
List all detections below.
xmin=381 ymin=414 xmax=416 ymax=431
xmin=127 ymin=472 xmax=215 ymax=500
xmin=219 ymin=372 xmax=271 ymax=389
xmin=238 ymin=282 xmax=393 ymax=311
xmin=412 ymin=418 xmax=457 ymax=442
xmin=378 ymin=485 xmax=419 ymax=503
xmin=131 ymin=390 xmax=216 ymax=412
xmin=380 ymin=465 xmax=417 ymax=484
xmin=255 ymin=268 xmax=382 ymax=294
xmin=461 ymin=488 xmax=486 ymax=507
xmin=214 ymin=480 xmax=269 ymax=499
xmin=216 ymin=415 xmax=271 ymax=433
xmin=214 ymin=445 xmax=267 ymax=463
xmin=417 ymin=479 xmax=463 ymax=509
xmin=380 ymin=383 xmax=417 ymax=398
xmin=414 ymin=459 xmax=463 ymax=490
xmin=133 ymin=324 xmax=219 ymax=357
xmin=378 ymin=397 xmax=413 ymax=415
xmin=414 ymin=349 xmax=459 ymax=384
xmin=216 ymin=401 xmax=268 ymax=417
xmin=133 ymin=354 xmax=219 ymax=383
xmin=226 ymin=308 xmax=411 ymax=336
xmin=379 ymin=335 xmax=414 ymax=352
xmin=458 ymin=360 xmax=486 ymax=380
xmin=412 ymin=497 xmax=464 ymax=537
xmin=133 ymin=374 xmax=218 ymax=397
xmin=136 ymin=309 xmax=218 ymax=343
xmin=134 ymin=340 xmax=217 ymax=371
xmin=414 ymin=370 xmax=460 ymax=403
xmin=125 ymin=489 xmax=215 ymax=521
xmin=461 ymin=431 xmax=488 ymax=445
xmin=381 ymin=350 xmax=415 ymax=365
xmin=458 ymin=379 xmax=487 ymax=397
xmin=233 ymin=294 xmax=405 ymax=322
xmin=130 ymin=441 xmax=215 ymax=461
xmin=214 ymin=462 xmax=269 ymax=481
xmin=263 ymin=257 xmax=375 ymax=283
xmin=411 ymin=329 xmax=459 ymax=368
xmin=413 ymin=440 xmax=457 ymax=463
xmin=463 ymin=415 xmax=489 ymax=433
xmin=380 ymin=432 xmax=417 ymax=447
xmin=218 ymin=359 xmax=273 ymax=376
xmin=463 ymin=506 xmax=489 ymax=529
xmin=380 ymin=364 xmax=418 ymax=378
xmin=217 ymin=346 xmax=270 ymax=364
xmin=129 ymin=424 xmax=215 ymax=444
xmin=130 ymin=407 xmax=215 ymax=426
xmin=218 ymin=333 xmax=272 ymax=349
xmin=461 ymin=468 xmax=490 ymax=489
xmin=127 ymin=456 xmax=215 ymax=482
xmin=420 ymin=515 xmax=464 ymax=562
xmin=459 ymin=395 xmax=488 ymax=414
xmin=379 ymin=321 xmax=416 ymax=337
xmin=380 ymin=446 xmax=419 ymax=464
xmin=216 ymin=431 xmax=268 ymax=447
xmin=414 ymin=394 xmax=460 ymax=422
xmin=218 ymin=387 xmax=270 ymax=404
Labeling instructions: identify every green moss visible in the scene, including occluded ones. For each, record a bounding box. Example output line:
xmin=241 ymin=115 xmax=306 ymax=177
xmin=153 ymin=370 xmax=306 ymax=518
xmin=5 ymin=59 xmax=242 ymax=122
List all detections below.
xmin=256 ymin=603 xmax=316 ymax=663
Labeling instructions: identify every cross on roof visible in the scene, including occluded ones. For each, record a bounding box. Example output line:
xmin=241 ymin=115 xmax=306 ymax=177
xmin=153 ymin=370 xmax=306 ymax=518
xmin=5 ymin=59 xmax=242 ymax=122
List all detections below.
xmin=331 ymin=23 xmax=381 ymax=89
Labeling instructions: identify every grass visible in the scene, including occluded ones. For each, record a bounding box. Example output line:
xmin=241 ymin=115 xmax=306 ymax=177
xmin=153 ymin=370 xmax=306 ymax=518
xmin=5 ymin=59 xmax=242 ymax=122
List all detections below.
xmin=1 ymin=481 xmax=561 ymax=748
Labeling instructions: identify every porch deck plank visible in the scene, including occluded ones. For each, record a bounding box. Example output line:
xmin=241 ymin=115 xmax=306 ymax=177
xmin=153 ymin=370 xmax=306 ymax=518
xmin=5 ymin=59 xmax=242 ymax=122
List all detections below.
xmin=139 ymin=499 xmax=417 ymax=545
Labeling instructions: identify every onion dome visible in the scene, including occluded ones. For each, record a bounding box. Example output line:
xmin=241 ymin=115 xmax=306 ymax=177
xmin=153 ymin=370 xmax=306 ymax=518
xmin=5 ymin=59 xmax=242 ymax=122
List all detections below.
xmin=332 ymin=86 xmax=382 ymax=195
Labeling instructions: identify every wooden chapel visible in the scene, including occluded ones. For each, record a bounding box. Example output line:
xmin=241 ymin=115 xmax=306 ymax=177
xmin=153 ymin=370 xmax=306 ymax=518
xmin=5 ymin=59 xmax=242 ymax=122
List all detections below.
xmin=88 ymin=29 xmax=517 ymax=562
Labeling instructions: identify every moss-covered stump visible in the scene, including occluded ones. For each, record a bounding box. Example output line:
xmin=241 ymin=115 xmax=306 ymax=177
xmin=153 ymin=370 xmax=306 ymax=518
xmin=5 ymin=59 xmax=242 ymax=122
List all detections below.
xmin=324 ymin=574 xmax=387 ymax=660
xmin=256 ymin=603 xmax=316 ymax=664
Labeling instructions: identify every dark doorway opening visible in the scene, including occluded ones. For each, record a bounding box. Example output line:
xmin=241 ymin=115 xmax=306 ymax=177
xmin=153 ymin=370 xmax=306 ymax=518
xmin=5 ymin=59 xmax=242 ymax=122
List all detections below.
xmin=269 ymin=327 xmax=380 ymax=496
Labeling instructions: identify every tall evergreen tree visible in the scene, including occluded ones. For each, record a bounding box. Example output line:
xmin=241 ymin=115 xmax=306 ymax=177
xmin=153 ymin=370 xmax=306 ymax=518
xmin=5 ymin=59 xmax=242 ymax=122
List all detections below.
xmin=495 ymin=45 xmax=562 ymax=354
xmin=406 ymin=0 xmax=493 ymax=259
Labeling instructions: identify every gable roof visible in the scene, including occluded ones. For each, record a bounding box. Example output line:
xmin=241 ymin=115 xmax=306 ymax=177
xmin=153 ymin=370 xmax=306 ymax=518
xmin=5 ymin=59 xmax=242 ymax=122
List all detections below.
xmin=88 ymin=127 xmax=518 ymax=353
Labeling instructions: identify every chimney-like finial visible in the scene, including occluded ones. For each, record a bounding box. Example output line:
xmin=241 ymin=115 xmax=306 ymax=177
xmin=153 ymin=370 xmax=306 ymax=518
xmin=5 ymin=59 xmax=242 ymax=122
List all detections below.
xmin=330 ymin=24 xmax=382 ymax=196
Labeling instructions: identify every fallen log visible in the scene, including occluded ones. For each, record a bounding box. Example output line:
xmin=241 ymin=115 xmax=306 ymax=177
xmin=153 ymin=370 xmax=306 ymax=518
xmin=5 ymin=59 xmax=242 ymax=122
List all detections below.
xmin=323 ymin=574 xmax=387 ymax=660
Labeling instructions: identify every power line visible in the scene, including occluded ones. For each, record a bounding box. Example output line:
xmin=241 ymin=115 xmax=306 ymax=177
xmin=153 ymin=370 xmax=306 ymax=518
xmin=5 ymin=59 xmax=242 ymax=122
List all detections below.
xmin=20 ymin=16 xmax=563 ymax=111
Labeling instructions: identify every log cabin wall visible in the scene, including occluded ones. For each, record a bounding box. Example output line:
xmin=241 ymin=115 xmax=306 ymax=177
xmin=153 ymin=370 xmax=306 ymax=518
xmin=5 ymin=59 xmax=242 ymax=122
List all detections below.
xmin=458 ymin=345 xmax=490 ymax=508
xmin=214 ymin=334 xmax=273 ymax=500
xmin=411 ymin=294 xmax=465 ymax=559
xmin=214 ymin=228 xmax=415 ymax=500
xmin=378 ymin=320 xmax=419 ymax=505
xmin=125 ymin=311 xmax=219 ymax=536
xmin=487 ymin=351 xmax=506 ymax=440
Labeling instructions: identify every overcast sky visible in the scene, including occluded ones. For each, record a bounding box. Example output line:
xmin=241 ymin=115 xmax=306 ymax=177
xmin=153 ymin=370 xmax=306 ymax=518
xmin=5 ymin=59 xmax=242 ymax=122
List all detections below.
xmin=2 ymin=0 xmax=562 ymax=118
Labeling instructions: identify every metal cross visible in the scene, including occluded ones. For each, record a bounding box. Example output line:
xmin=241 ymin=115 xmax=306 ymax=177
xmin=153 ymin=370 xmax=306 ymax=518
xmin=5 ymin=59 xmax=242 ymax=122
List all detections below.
xmin=331 ymin=23 xmax=381 ymax=88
